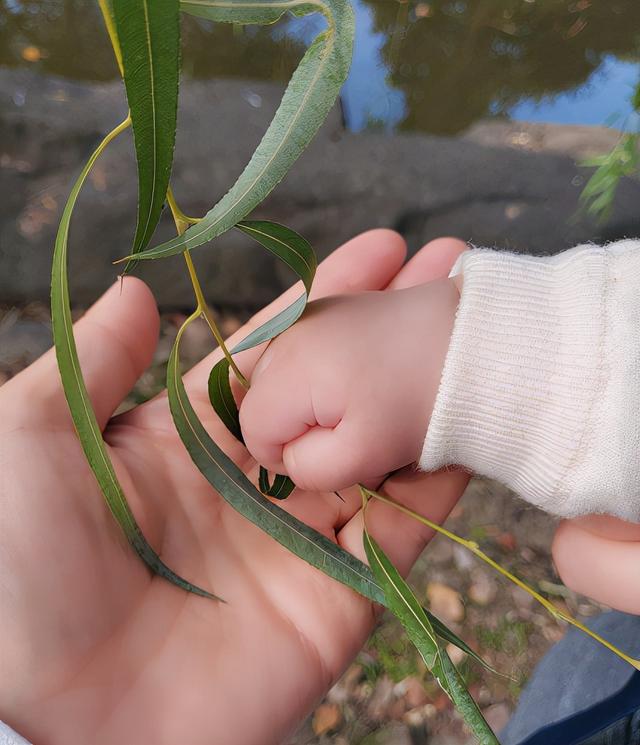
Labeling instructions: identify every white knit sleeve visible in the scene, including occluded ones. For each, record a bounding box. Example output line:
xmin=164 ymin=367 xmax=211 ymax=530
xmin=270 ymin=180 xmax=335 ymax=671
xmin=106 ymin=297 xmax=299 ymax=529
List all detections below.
xmin=0 ymin=722 xmax=31 ymax=745
xmin=420 ymin=240 xmax=640 ymax=521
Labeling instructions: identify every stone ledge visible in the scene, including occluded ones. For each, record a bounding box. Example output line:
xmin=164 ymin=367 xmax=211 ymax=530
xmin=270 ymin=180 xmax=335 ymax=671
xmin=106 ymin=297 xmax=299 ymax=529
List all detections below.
xmin=2 ymin=69 xmax=639 ymax=309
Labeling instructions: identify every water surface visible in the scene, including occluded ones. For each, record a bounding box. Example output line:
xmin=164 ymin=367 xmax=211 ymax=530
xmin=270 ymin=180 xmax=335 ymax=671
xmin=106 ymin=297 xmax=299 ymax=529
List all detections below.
xmin=2 ymin=0 xmax=639 ymax=134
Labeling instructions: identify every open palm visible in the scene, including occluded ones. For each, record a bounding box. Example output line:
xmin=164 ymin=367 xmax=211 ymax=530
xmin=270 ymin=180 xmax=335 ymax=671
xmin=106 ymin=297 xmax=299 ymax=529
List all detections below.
xmin=0 ymin=232 xmax=469 ymax=745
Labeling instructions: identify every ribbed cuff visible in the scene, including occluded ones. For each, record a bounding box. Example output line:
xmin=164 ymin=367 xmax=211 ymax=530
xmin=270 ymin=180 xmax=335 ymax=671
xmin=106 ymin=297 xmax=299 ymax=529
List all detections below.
xmin=420 ymin=245 xmax=610 ymax=516
xmin=0 ymin=722 xmax=31 ymax=745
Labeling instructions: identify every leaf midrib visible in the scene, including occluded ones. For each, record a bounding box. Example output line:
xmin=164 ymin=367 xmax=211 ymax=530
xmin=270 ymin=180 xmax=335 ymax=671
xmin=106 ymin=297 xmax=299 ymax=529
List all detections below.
xmin=137 ymin=0 xmax=158 ymax=250
xmin=366 ymin=533 xmax=438 ymax=648
xmin=151 ymin=0 xmax=333 ymax=257
xmin=54 ymin=118 xmax=136 ymax=534
xmin=238 ymin=223 xmax=315 ymax=278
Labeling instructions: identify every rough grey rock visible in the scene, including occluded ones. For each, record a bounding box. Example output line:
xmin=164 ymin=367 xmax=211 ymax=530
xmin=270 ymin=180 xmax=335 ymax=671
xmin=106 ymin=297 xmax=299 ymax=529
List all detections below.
xmin=2 ymin=69 xmax=640 ymax=310
xmin=0 ymin=312 xmax=51 ymax=367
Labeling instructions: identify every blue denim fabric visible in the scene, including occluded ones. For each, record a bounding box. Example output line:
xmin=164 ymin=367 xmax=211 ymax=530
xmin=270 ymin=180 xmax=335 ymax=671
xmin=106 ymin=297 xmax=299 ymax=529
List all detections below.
xmin=580 ymin=708 xmax=640 ymax=745
xmin=501 ymin=612 xmax=640 ymax=745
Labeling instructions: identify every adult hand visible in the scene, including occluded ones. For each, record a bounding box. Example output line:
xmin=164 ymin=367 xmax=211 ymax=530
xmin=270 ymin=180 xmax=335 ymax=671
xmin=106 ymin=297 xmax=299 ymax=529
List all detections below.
xmin=0 ymin=231 xmax=469 ymax=745
xmin=553 ymin=516 xmax=640 ymax=614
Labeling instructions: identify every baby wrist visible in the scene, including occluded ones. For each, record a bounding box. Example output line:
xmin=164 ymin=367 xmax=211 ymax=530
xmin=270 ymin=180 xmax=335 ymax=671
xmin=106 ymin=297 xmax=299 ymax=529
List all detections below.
xmin=420 ymin=241 xmax=640 ymax=521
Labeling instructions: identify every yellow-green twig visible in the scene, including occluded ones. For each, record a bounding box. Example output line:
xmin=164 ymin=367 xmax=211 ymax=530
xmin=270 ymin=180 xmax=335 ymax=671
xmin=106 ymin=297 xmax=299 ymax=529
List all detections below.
xmin=361 ymin=486 xmax=640 ymax=672
xmin=166 ymin=188 xmax=249 ymax=389
xmin=166 ymin=187 xmax=204 ymax=228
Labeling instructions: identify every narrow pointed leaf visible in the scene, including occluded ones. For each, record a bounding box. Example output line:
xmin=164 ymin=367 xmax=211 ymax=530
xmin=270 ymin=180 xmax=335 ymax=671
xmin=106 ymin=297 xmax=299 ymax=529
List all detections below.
xmin=170 ymin=322 xmax=494 ymax=671
xmin=208 ymin=358 xmax=243 ymax=442
xmin=168 ymin=321 xmax=381 ymax=600
xmin=233 ymin=294 xmax=308 ymax=353
xmin=232 ymin=220 xmax=317 ymax=352
xmin=210 ymin=220 xmax=315 ymax=497
xmin=364 ymin=531 xmax=498 ymax=744
xmin=259 ymin=467 xmax=296 ymax=500
xmin=429 ymin=615 xmax=499 ymax=673
xmin=98 ymin=0 xmax=124 ymax=76
xmin=50 ymin=120 xmax=215 ymax=599
xmin=113 ymin=0 xmax=180 ymax=269
xmin=129 ymin=0 xmax=354 ymax=262
xmin=237 ymin=220 xmax=316 ymax=293
xmin=364 ymin=530 xmax=438 ymax=669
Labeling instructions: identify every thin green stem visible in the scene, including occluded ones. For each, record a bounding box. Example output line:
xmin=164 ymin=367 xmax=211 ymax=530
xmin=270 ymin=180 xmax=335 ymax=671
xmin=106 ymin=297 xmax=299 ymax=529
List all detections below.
xmin=166 ymin=187 xmax=249 ymax=389
xmin=166 ymin=187 xmax=203 ymax=226
xmin=362 ymin=486 xmax=640 ymax=672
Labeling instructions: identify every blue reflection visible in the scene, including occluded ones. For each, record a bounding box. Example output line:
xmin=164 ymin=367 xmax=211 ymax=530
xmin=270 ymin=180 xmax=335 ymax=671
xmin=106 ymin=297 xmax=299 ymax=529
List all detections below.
xmin=287 ymin=4 xmax=638 ymax=135
xmin=509 ymin=56 xmax=640 ymax=132
xmin=285 ymin=0 xmax=405 ymax=132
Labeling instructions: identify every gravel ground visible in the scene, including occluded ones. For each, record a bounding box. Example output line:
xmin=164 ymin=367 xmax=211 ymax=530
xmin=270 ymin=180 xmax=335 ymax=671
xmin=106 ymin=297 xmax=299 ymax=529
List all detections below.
xmin=1 ymin=302 xmax=607 ymax=744
xmin=289 ymin=475 xmax=606 ymax=745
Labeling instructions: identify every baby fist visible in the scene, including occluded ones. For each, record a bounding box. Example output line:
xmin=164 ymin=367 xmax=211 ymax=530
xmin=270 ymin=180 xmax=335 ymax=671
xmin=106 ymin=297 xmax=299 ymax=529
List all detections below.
xmin=239 ymin=280 xmax=458 ymax=493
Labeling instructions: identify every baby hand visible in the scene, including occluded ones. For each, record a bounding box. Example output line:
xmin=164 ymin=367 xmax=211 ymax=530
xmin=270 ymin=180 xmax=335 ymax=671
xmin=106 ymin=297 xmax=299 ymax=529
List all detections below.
xmin=239 ymin=279 xmax=459 ymax=492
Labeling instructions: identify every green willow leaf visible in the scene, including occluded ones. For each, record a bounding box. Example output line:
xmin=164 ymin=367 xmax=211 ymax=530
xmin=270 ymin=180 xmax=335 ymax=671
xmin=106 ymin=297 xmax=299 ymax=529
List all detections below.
xmin=209 ymin=220 xmax=315 ymax=498
xmin=50 ymin=118 xmax=215 ymax=599
xmin=259 ymin=467 xmax=296 ymax=500
xmin=128 ymin=0 xmax=354 ymax=262
xmin=232 ymin=219 xmax=317 ymax=352
xmin=237 ymin=220 xmax=316 ymax=294
xmin=113 ymin=0 xmax=180 ymax=270
xmin=98 ymin=0 xmax=124 ymax=76
xmin=363 ymin=531 xmax=498 ymax=745
xmin=170 ymin=320 xmax=493 ymax=670
xmin=234 ymin=294 xmax=307 ymax=354
xmin=208 ymin=358 xmax=243 ymax=443
xmin=363 ymin=530 xmax=438 ymax=669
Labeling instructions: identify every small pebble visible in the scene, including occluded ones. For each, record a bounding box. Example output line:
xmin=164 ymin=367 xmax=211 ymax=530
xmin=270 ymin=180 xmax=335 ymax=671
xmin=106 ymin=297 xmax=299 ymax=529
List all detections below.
xmin=427 ymin=582 xmax=465 ymax=623
xmin=469 ymin=570 xmax=498 ymax=606
xmin=453 ymin=543 xmax=476 ymax=572
xmin=312 ymin=703 xmax=342 ymax=736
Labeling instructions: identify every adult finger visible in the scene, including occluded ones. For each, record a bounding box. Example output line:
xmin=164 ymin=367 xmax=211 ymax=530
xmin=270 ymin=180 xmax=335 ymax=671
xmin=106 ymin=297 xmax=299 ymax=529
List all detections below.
xmin=337 ymin=466 xmax=470 ymax=576
xmin=2 ymin=278 xmax=160 ymax=431
xmin=568 ymin=515 xmax=640 ymax=542
xmin=553 ymin=520 xmax=640 ymax=614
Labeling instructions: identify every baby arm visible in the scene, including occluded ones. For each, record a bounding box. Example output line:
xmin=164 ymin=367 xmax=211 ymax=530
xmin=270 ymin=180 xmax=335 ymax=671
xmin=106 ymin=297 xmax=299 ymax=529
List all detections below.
xmin=240 ymin=239 xmax=640 ymax=522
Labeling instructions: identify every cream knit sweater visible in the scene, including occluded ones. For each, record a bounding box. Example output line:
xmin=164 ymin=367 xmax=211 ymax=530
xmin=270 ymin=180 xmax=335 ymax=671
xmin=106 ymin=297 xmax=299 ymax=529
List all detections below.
xmin=421 ymin=240 xmax=640 ymax=522
xmin=0 ymin=722 xmax=30 ymax=745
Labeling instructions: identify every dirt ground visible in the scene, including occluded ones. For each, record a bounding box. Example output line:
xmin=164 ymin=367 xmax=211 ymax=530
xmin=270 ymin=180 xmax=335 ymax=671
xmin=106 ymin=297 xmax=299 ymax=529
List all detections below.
xmin=288 ymin=473 xmax=607 ymax=745
xmin=0 ymin=302 xmax=607 ymax=744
